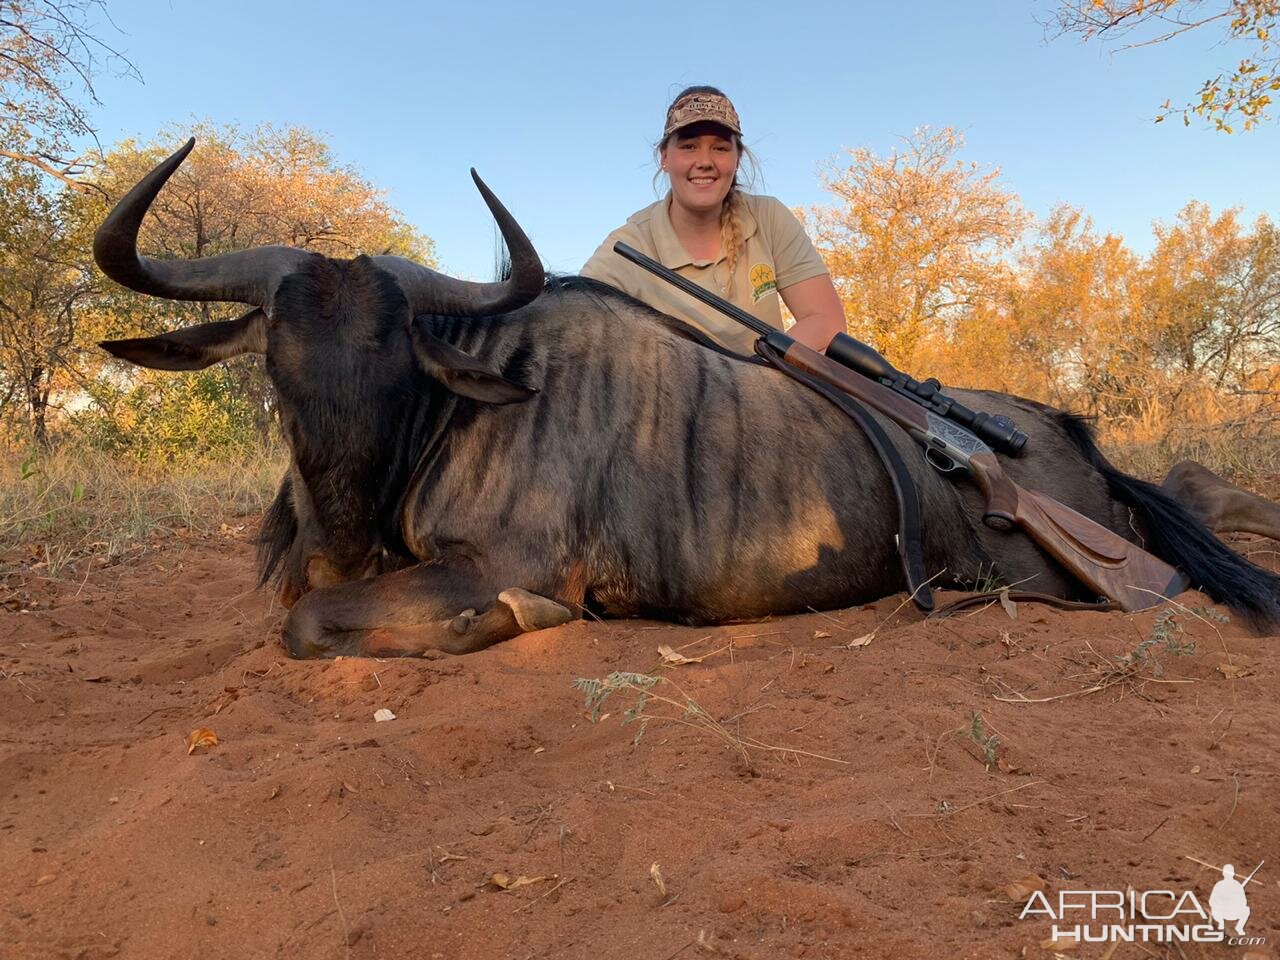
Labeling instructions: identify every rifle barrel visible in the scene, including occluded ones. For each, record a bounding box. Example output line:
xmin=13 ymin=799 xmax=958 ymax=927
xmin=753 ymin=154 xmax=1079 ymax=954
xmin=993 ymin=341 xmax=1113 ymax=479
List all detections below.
xmin=614 ymin=242 xmax=774 ymax=339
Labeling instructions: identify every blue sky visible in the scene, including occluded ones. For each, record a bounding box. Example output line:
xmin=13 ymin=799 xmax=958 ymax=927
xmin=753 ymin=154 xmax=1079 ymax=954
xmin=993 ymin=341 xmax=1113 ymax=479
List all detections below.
xmin=81 ymin=0 xmax=1279 ymax=279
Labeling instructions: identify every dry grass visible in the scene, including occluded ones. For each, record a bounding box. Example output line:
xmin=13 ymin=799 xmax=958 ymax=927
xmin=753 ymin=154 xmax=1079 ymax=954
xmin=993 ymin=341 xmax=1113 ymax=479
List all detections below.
xmin=0 ymin=444 xmax=285 ymax=573
xmin=1099 ymin=395 xmax=1280 ymax=486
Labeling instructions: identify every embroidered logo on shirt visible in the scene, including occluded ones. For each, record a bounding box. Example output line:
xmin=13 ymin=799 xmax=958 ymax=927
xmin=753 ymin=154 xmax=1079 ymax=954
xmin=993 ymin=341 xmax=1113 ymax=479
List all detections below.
xmin=749 ymin=263 xmax=777 ymax=303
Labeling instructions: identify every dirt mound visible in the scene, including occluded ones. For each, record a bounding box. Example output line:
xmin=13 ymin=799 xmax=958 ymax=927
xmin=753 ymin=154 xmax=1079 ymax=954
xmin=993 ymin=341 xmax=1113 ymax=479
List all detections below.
xmin=2 ymin=529 xmax=1277 ymax=959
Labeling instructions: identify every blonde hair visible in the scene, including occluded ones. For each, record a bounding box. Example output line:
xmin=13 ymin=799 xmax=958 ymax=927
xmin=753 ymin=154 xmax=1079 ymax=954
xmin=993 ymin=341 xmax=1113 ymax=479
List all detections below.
xmin=655 ymin=85 xmax=760 ymax=298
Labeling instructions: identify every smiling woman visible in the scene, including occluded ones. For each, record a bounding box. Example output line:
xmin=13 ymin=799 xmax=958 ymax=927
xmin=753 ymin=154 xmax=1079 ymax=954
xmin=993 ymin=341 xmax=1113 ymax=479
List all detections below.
xmin=581 ymin=85 xmax=846 ymax=354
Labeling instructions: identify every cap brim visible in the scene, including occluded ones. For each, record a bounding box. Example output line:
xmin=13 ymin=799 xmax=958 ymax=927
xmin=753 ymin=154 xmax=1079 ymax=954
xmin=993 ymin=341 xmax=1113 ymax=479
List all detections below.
xmin=663 ymin=118 xmax=741 ymax=139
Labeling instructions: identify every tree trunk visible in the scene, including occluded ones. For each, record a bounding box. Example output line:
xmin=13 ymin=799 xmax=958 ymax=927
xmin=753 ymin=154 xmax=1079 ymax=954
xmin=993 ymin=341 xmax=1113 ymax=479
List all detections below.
xmin=26 ymin=369 xmax=51 ymax=450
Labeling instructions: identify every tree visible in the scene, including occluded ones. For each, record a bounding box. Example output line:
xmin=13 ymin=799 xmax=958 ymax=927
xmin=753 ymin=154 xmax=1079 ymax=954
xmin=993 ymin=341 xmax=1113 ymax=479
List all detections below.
xmin=1049 ymin=0 xmax=1280 ymax=131
xmin=0 ymin=0 xmax=137 ymax=188
xmin=802 ymin=126 xmax=1029 ymax=367
xmin=1001 ymin=206 xmax=1148 ymax=417
xmin=0 ymin=156 xmax=97 ymax=447
xmin=1143 ymin=202 xmax=1280 ymax=394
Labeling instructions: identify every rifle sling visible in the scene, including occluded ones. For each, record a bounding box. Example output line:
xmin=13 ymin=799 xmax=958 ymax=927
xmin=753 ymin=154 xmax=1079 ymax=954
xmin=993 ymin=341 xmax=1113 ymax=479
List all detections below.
xmin=755 ymin=339 xmax=934 ymax=612
xmin=928 ymin=591 xmax=1120 ymax=619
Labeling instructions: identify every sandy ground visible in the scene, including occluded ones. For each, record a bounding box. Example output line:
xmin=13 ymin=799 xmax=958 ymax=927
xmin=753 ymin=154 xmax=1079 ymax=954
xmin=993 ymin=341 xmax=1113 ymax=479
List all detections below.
xmin=2 ymin=522 xmax=1278 ymax=960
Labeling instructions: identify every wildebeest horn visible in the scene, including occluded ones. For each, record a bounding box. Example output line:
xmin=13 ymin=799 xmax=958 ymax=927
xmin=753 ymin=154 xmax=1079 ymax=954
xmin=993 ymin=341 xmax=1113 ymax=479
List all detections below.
xmin=93 ymin=138 xmax=314 ymax=305
xmin=371 ymin=169 xmax=544 ymax=318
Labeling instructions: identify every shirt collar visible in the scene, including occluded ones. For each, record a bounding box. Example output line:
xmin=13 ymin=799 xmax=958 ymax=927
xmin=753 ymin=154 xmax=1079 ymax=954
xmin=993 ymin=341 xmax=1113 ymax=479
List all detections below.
xmin=651 ymin=193 xmax=758 ymax=270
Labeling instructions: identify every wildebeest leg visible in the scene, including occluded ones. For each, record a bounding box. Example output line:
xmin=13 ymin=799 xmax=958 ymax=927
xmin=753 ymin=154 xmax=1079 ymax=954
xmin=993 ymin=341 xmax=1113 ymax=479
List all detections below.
xmin=282 ymin=564 xmax=573 ymax=659
xmin=1161 ymin=460 xmax=1280 ymax=540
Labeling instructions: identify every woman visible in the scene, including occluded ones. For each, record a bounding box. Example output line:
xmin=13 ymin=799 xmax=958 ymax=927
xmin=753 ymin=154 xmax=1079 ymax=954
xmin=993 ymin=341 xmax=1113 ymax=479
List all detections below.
xmin=581 ymin=86 xmax=845 ymax=354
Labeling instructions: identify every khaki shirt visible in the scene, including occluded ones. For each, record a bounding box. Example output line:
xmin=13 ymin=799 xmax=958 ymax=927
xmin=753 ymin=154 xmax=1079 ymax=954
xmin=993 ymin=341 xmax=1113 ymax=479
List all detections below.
xmin=581 ymin=193 xmax=830 ymax=354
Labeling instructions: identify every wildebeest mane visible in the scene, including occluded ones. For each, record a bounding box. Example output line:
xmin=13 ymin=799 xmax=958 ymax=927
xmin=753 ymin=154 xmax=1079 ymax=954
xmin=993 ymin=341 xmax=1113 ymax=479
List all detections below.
xmin=544 ymin=274 xmax=759 ymax=362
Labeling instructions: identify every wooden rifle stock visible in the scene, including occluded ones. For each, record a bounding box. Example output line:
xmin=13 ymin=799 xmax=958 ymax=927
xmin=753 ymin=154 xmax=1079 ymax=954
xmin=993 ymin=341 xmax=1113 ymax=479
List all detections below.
xmin=775 ymin=337 xmax=1189 ymax=612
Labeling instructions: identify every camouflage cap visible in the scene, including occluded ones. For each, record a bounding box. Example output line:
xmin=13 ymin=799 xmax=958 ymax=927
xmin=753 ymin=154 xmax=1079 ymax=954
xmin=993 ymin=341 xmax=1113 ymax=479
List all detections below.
xmin=662 ymin=91 xmax=742 ymax=139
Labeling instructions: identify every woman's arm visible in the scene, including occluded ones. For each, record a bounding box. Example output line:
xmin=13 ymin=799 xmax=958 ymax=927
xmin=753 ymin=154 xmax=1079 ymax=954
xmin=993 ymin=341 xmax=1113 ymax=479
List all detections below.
xmin=779 ymin=274 xmax=846 ymax=351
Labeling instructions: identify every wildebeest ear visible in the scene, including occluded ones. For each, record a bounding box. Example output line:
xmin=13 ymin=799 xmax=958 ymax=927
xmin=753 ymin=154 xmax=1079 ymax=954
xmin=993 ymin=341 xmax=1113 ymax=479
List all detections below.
xmin=411 ymin=327 xmax=537 ymax=405
xmin=100 ymin=308 xmax=267 ymax=371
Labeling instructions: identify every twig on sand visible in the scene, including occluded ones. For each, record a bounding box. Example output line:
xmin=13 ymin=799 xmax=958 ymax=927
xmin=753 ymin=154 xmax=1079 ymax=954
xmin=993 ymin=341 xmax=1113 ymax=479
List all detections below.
xmin=875 ymin=793 xmax=909 ymax=837
xmin=1208 ymin=715 xmax=1233 ymax=751
xmin=991 ymin=682 xmax=1110 ymax=704
xmin=1219 ymin=771 xmax=1241 ymax=829
xmin=72 ymin=557 xmax=93 ymax=598
xmin=1141 ymin=816 xmax=1170 ymax=842
xmin=330 ymin=858 xmax=350 ymax=959
xmin=909 ymin=780 xmax=1045 ymax=820
xmin=727 ymin=631 xmax=782 ymax=642
xmin=515 ymin=876 xmax=574 ymax=912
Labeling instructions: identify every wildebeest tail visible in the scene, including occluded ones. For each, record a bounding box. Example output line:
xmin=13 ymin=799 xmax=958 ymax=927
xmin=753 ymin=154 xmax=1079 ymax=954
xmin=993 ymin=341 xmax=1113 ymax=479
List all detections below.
xmin=256 ymin=474 xmax=297 ymax=586
xmin=1057 ymin=412 xmax=1280 ymax=633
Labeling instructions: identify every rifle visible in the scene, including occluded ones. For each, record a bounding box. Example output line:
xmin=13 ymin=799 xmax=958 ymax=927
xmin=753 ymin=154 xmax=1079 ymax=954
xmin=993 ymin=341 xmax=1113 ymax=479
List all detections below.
xmin=613 ymin=241 xmax=1189 ymax=612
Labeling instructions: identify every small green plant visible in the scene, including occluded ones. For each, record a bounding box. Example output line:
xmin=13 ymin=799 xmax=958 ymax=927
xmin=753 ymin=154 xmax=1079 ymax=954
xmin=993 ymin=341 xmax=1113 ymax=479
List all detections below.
xmin=573 ymin=672 xmax=663 ymax=744
xmin=959 ymin=562 xmax=1005 ymax=595
xmin=958 ymin=711 xmax=1000 ymax=769
xmin=1115 ymin=608 xmax=1221 ymax=677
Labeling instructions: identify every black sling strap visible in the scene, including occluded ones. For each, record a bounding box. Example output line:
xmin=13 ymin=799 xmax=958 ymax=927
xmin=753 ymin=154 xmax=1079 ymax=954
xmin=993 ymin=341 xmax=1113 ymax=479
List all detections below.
xmin=755 ymin=338 xmax=934 ymax=612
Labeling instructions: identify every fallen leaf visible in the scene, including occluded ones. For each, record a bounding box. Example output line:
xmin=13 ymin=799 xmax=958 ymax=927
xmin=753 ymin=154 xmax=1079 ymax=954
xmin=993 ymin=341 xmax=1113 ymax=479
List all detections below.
xmin=1217 ymin=662 xmax=1255 ymax=679
xmin=186 ymin=728 xmax=218 ymax=755
xmin=813 ymin=630 xmax=832 ymax=639
xmin=650 ymin=862 xmax=667 ymax=898
xmin=373 ymin=708 xmax=396 ymax=722
xmin=999 ymin=588 xmax=1018 ymax=620
xmin=997 ymin=757 xmax=1022 ymax=774
xmin=34 ymin=874 xmax=56 ymax=886
xmin=488 ymin=873 xmax=550 ymax=891
xmin=658 ymin=645 xmax=709 ymax=665
xmin=1004 ymin=873 xmax=1045 ymax=901
xmin=268 ymin=785 xmax=281 ymax=800
xmin=845 ymin=633 xmax=875 ymax=648
xmin=1190 ymin=765 xmax=1200 ymax=774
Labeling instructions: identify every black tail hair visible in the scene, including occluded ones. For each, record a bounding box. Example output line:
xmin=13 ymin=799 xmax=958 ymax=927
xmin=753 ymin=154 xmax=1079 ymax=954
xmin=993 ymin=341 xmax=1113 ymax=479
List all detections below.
xmin=256 ymin=473 xmax=297 ymax=587
xmin=1057 ymin=412 xmax=1280 ymax=633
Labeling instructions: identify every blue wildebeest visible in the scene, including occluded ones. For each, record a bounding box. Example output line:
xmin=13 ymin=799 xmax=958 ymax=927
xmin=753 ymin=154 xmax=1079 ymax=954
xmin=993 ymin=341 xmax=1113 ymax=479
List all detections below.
xmin=95 ymin=142 xmax=1280 ymax=658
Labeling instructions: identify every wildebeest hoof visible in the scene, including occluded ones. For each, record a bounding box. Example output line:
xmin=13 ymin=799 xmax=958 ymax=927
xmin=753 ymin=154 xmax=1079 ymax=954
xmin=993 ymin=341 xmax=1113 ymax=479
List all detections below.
xmin=450 ymin=608 xmax=477 ymax=635
xmin=496 ymin=588 xmax=572 ymax=632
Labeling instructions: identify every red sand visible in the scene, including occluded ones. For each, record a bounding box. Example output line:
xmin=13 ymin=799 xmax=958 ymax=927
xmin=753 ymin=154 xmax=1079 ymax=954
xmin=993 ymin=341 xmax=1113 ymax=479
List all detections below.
xmin=2 ymin=526 xmax=1277 ymax=959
